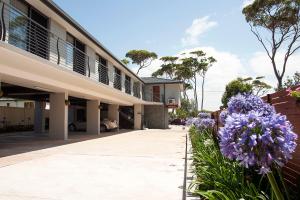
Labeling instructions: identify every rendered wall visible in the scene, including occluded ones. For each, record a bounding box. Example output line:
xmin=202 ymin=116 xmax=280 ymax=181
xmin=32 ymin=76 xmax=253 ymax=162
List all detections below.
xmin=144 ymin=105 xmax=169 ymax=129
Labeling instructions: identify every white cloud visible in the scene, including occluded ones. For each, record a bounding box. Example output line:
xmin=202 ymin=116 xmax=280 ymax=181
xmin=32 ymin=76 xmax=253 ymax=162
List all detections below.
xmin=248 ymin=51 xmax=300 ymax=87
xmin=129 ymin=47 xmax=300 ymax=111
xmin=181 ymin=16 xmax=217 ymax=47
xmin=242 ymin=0 xmax=254 ymax=8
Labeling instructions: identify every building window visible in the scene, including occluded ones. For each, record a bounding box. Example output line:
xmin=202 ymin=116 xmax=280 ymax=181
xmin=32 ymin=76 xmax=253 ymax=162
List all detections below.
xmin=113 ymin=67 xmax=121 ymax=90
xmin=8 ymin=0 xmax=49 ymax=59
xmin=97 ymin=55 xmax=109 ymax=85
xmin=125 ymin=75 xmax=131 ymax=94
xmin=66 ymin=33 xmax=86 ymax=76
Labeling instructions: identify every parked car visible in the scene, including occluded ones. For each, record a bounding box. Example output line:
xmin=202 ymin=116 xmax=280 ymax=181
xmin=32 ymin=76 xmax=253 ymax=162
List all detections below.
xmin=68 ymin=119 xmax=118 ymax=132
xmin=169 ymin=118 xmax=186 ymax=125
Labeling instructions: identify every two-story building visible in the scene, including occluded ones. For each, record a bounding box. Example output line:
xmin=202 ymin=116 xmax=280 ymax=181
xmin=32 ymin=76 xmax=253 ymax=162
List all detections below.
xmin=0 ymin=0 xmax=183 ymax=139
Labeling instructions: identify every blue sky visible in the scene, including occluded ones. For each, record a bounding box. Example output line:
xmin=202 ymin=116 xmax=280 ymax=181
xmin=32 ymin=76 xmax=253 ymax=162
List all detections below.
xmin=54 ymin=0 xmax=300 ymax=110
xmin=54 ymin=0 xmax=259 ymax=59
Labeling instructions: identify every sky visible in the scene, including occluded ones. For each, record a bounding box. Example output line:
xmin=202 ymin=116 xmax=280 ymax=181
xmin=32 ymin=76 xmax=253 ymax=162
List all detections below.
xmin=54 ymin=0 xmax=300 ymax=110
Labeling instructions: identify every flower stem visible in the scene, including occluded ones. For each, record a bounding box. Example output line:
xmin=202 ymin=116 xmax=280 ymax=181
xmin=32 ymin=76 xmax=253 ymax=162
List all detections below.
xmin=267 ymin=172 xmax=284 ymax=200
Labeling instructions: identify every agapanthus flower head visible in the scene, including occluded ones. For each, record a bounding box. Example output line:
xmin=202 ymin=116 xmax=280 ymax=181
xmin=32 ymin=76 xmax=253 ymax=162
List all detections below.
xmin=185 ymin=117 xmax=198 ymax=126
xmin=218 ymin=111 xmax=297 ymax=174
xmin=196 ymin=118 xmax=215 ymax=130
xmin=198 ymin=112 xmax=211 ymax=119
xmin=185 ymin=116 xmax=215 ymax=130
xmin=227 ymin=93 xmax=275 ymax=117
xmin=219 ymin=110 xmax=228 ymax=124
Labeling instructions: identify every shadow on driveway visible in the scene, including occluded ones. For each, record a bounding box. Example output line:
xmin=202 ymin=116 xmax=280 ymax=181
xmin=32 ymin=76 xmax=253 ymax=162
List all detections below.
xmin=0 ymin=129 xmax=133 ymax=158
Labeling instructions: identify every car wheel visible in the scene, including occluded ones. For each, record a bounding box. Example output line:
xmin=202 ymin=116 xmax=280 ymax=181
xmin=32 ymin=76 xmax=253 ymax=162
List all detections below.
xmin=69 ymin=124 xmax=76 ymax=132
xmin=100 ymin=125 xmax=107 ymax=132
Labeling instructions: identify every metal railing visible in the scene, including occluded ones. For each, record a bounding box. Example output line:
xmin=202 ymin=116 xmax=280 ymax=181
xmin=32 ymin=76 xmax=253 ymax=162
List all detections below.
xmin=0 ymin=1 xmax=162 ymax=102
xmin=96 ymin=60 xmax=109 ymax=85
xmin=133 ymin=82 xmax=141 ymax=98
xmin=113 ymin=73 xmax=122 ymax=90
xmin=0 ymin=1 xmax=90 ymax=76
xmin=143 ymin=91 xmax=164 ymax=103
xmin=124 ymin=79 xmax=131 ymax=94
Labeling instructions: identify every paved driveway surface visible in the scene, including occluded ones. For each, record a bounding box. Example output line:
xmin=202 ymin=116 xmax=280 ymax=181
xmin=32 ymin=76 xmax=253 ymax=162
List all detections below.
xmin=0 ymin=126 xmax=187 ymax=200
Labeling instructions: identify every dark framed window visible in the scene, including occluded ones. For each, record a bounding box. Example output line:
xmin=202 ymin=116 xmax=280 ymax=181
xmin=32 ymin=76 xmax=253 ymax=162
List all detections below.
xmin=125 ymin=75 xmax=131 ymax=94
xmin=114 ymin=67 xmax=121 ymax=90
xmin=97 ymin=55 xmax=109 ymax=85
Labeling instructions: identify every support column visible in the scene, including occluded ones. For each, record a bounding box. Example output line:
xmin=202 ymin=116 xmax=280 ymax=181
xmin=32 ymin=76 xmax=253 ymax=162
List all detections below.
xmin=49 ymin=93 xmax=68 ymax=140
xmin=34 ymin=101 xmax=46 ymax=134
xmin=87 ymin=100 xmax=100 ymax=135
xmin=134 ymin=104 xmax=144 ymax=130
xmin=108 ymin=104 xmax=119 ymax=129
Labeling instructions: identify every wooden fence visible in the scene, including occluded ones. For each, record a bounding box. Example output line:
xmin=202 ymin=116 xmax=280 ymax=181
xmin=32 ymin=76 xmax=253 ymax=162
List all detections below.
xmin=211 ymin=87 xmax=300 ymax=193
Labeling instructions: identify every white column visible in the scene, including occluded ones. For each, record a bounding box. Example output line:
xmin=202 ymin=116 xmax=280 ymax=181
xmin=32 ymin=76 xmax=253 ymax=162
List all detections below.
xmin=108 ymin=104 xmax=119 ymax=129
xmin=87 ymin=100 xmax=100 ymax=135
xmin=34 ymin=101 xmax=46 ymax=134
xmin=49 ymin=93 xmax=68 ymax=140
xmin=134 ymin=104 xmax=144 ymax=130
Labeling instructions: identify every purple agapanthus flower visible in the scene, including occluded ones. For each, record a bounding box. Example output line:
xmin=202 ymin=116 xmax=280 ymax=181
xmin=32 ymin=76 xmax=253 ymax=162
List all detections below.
xmin=219 ymin=110 xmax=228 ymax=124
xmin=219 ymin=111 xmax=297 ymax=174
xmin=198 ymin=112 xmax=211 ymax=119
xmin=186 ymin=116 xmax=215 ymax=130
xmin=227 ymin=93 xmax=275 ymax=117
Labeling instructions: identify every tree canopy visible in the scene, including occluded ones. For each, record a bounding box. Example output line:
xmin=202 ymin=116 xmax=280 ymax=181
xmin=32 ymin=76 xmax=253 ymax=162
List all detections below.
xmin=125 ymin=50 xmax=157 ymax=75
xmin=243 ymin=0 xmax=300 ymax=89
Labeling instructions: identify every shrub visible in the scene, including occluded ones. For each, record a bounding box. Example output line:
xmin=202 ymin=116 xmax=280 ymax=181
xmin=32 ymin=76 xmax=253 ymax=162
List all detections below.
xmin=189 ymin=127 xmax=268 ymax=199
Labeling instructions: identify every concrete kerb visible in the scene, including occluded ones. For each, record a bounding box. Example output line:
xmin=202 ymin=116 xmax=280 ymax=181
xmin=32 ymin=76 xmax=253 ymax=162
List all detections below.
xmin=184 ymin=131 xmax=200 ymax=200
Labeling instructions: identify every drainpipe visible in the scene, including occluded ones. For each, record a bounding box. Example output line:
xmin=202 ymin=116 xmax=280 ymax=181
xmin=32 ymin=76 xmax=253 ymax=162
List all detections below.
xmin=163 ymin=84 xmax=166 ymax=129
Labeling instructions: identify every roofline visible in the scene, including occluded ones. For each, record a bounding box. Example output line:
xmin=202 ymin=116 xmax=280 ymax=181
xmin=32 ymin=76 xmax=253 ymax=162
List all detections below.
xmin=40 ymin=0 xmax=144 ymax=83
xmin=143 ymin=81 xmax=184 ymax=85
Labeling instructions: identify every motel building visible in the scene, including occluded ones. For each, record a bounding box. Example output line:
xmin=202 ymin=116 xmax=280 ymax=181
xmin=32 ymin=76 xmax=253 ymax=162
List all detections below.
xmin=0 ymin=0 xmax=183 ymax=140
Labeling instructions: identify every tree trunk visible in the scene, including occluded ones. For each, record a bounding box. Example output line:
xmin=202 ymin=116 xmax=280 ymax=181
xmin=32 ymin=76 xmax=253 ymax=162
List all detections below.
xmin=201 ymin=76 xmax=205 ymax=111
xmin=277 ymin=77 xmax=283 ymax=90
xmin=194 ymin=77 xmax=198 ymax=111
xmin=136 ymin=67 xmax=142 ymax=75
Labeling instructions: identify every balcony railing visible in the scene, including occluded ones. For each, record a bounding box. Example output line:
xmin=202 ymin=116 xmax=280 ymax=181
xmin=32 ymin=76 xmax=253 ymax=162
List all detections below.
xmin=113 ymin=73 xmax=122 ymax=90
xmin=96 ymin=60 xmax=109 ymax=85
xmin=143 ymin=91 xmax=164 ymax=103
xmin=133 ymin=82 xmax=141 ymax=98
xmin=125 ymin=79 xmax=131 ymax=94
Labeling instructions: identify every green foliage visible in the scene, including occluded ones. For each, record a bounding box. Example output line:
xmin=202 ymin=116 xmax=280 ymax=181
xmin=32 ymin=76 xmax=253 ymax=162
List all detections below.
xmin=243 ymin=76 xmax=272 ymax=96
xmin=152 ymin=56 xmax=179 ymax=79
xmin=189 ymin=127 xmax=269 ymax=200
xmin=121 ymin=58 xmax=129 ymax=66
xmin=242 ymin=0 xmax=300 ymax=89
xmin=174 ymin=98 xmax=197 ymax=118
xmin=125 ymin=50 xmax=157 ymax=75
xmin=221 ymin=78 xmax=253 ymax=107
xmin=284 ymin=71 xmax=300 ymax=88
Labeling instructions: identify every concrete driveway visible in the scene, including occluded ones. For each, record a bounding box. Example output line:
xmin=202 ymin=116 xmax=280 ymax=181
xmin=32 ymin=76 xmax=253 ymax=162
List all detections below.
xmin=0 ymin=126 xmax=187 ymax=200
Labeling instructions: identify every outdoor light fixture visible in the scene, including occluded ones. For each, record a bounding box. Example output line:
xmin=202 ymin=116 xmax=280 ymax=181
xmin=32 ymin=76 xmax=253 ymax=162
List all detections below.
xmin=98 ymin=104 xmax=103 ymax=110
xmin=65 ymin=99 xmax=70 ymax=106
xmin=0 ymin=81 xmax=2 ymax=97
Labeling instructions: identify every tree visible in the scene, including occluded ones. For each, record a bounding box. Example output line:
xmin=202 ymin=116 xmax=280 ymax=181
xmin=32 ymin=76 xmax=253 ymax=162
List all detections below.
xmin=121 ymin=58 xmax=129 ymax=66
xmin=175 ymin=63 xmax=194 ymax=100
xmin=190 ymin=50 xmax=216 ymax=111
xmin=125 ymin=50 xmax=157 ymax=75
xmin=221 ymin=78 xmax=253 ymax=107
xmin=284 ymin=71 xmax=300 ymax=88
xmin=181 ymin=57 xmax=201 ymax=110
xmin=243 ymin=0 xmax=300 ymax=89
xmin=242 ymin=76 xmax=272 ymax=96
xmin=152 ymin=56 xmax=178 ymax=79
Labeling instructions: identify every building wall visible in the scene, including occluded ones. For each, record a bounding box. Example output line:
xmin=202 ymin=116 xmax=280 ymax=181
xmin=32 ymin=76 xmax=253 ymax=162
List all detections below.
xmin=144 ymin=105 xmax=168 ymax=129
xmin=144 ymin=83 xmax=181 ymax=105
xmin=0 ymin=106 xmax=49 ymax=128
